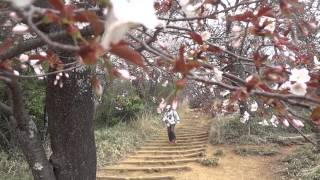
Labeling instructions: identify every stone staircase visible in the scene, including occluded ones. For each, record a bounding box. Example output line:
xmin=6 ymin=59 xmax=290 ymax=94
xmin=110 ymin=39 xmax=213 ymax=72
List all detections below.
xmin=97 ymin=112 xmax=210 ymax=180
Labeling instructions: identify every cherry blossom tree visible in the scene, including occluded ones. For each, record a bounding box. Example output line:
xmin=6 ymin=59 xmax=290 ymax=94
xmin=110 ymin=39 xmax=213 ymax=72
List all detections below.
xmin=0 ymin=0 xmax=320 ymax=179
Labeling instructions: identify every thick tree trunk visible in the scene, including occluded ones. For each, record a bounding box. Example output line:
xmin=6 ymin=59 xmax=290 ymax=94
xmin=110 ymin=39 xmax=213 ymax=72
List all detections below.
xmin=46 ymin=65 xmax=96 ymax=180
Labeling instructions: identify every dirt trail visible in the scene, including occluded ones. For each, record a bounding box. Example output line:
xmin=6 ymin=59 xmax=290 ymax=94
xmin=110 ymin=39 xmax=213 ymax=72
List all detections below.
xmin=96 ymin=110 xmax=286 ymax=180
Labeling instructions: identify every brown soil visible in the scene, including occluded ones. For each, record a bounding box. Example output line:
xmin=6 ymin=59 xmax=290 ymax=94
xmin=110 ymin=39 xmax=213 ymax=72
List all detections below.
xmin=176 ymin=144 xmax=294 ymax=180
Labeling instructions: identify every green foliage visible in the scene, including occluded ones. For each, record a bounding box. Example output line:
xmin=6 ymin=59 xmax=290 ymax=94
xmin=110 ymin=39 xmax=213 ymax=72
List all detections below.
xmin=21 ymin=78 xmax=46 ymax=126
xmin=234 ymin=145 xmax=280 ymax=156
xmin=198 ymin=157 xmax=219 ymax=167
xmin=95 ymin=112 xmax=162 ymax=166
xmin=210 ymin=114 xmax=269 ymax=145
xmin=210 ymin=114 xmax=312 ymax=145
xmin=113 ymin=95 xmax=144 ymax=120
xmin=0 ymin=111 xmax=162 ymax=178
xmin=282 ymin=145 xmax=320 ymax=180
xmin=95 ymin=93 xmax=145 ymax=127
xmin=0 ymin=78 xmax=46 ymax=152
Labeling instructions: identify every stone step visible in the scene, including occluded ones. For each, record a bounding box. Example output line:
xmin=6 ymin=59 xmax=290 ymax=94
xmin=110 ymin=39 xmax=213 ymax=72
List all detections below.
xmin=145 ymin=138 xmax=208 ymax=144
xmin=159 ymin=129 xmax=209 ymax=134
xmin=99 ymin=165 xmax=191 ymax=173
xmin=144 ymin=140 xmax=207 ymax=147
xmin=162 ymin=127 xmax=209 ymax=131
xmin=158 ymin=132 xmax=209 ymax=137
xmin=129 ymin=152 xmax=205 ymax=160
xmin=145 ymin=135 xmax=208 ymax=143
xmin=154 ymin=134 xmax=209 ymax=140
xmin=97 ymin=175 xmax=175 ymax=180
xmin=121 ymin=158 xmax=199 ymax=165
xmin=139 ymin=144 xmax=205 ymax=151
xmin=136 ymin=148 xmax=205 ymax=155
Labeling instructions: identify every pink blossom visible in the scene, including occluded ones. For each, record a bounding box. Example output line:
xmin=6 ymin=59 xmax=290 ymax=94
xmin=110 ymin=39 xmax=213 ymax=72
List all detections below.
xmin=19 ymin=54 xmax=29 ymax=62
xmin=172 ymin=99 xmax=178 ymax=110
xmin=157 ymin=98 xmax=167 ymax=113
xmin=282 ymin=119 xmax=290 ymax=127
xmin=12 ymin=24 xmax=28 ymax=34
xmin=292 ymin=119 xmax=304 ymax=128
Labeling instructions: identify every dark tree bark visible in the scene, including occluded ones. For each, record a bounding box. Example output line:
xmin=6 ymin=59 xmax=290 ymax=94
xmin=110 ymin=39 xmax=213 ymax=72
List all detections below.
xmin=46 ymin=64 xmax=96 ymax=180
xmin=6 ymin=77 xmax=56 ymax=180
xmin=41 ymin=0 xmax=96 ymax=176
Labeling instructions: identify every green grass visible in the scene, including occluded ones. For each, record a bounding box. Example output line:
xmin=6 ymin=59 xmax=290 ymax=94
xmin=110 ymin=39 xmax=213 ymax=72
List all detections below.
xmin=209 ymin=113 xmax=312 ymax=145
xmin=0 ymin=111 xmax=162 ymax=178
xmin=0 ymin=151 xmax=32 ymax=180
xmin=95 ymin=111 xmax=162 ymax=167
xmin=281 ymin=144 xmax=320 ymax=180
xmin=234 ymin=145 xmax=280 ymax=156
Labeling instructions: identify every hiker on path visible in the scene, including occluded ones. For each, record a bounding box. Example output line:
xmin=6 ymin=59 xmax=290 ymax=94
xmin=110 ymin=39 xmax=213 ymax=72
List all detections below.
xmin=162 ymin=105 xmax=180 ymax=144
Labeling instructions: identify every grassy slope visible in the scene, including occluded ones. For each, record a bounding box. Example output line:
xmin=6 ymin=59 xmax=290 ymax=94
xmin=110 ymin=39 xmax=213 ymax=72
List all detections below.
xmin=209 ymin=113 xmax=320 ymax=179
xmin=0 ymin=111 xmax=163 ymax=179
xmin=96 ymin=111 xmax=162 ymax=167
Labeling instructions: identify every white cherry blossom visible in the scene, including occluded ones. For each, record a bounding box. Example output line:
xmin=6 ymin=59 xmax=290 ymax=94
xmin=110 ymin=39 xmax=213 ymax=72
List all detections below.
xmin=200 ymin=31 xmax=211 ymax=41
xmin=279 ymin=81 xmax=291 ymax=90
xmin=289 ymin=68 xmax=311 ymax=83
xmin=179 ymin=0 xmax=190 ymax=7
xmin=111 ymin=0 xmax=160 ymax=29
xmin=101 ymin=0 xmax=160 ymax=49
xmin=10 ymin=0 xmax=34 ymax=8
xmin=212 ymin=67 xmax=223 ymax=81
xmin=182 ymin=2 xmax=203 ymax=17
xmin=13 ymin=70 xmax=20 ymax=76
xmin=12 ymin=24 xmax=29 ymax=34
xmin=269 ymin=115 xmax=279 ymax=127
xmin=162 ymin=80 xmax=169 ymax=87
xmin=117 ymin=69 xmax=132 ymax=80
xmin=258 ymin=16 xmax=275 ymax=32
xmin=250 ymin=101 xmax=258 ymax=112
xmin=258 ymin=119 xmax=269 ymax=126
xmin=314 ymin=56 xmax=320 ymax=70
xmin=289 ymin=82 xmax=307 ymax=96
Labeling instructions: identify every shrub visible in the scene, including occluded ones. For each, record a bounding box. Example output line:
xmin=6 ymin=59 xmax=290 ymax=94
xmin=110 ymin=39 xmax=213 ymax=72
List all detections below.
xmin=281 ymin=144 xmax=320 ymax=179
xmin=198 ymin=157 xmax=219 ymax=167
xmin=95 ymin=111 xmax=162 ymax=166
xmin=209 ymin=113 xmax=312 ymax=145
xmin=213 ymin=149 xmax=224 ymax=156
xmin=95 ymin=94 xmax=145 ymax=127
xmin=113 ymin=95 xmax=144 ymax=121
xmin=234 ymin=146 xmax=280 ymax=156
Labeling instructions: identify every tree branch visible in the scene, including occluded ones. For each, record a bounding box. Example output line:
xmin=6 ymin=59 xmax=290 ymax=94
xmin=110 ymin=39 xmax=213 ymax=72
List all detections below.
xmin=0 ymin=27 xmax=93 ymax=61
xmin=0 ymin=101 xmax=12 ymax=116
